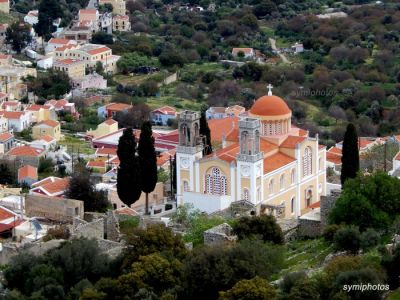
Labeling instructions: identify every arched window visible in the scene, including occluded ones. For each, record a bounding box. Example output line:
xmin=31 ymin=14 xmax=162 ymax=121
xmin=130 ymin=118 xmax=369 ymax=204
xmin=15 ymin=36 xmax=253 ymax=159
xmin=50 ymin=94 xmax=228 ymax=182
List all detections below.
xmin=243 ymin=188 xmax=249 ymax=201
xmin=183 ymin=180 xmax=189 ymax=192
xmin=291 ymin=169 xmax=295 ymax=184
xmin=303 ymin=147 xmax=312 ymax=177
xmin=269 ymin=179 xmax=274 ymax=195
xmin=205 ymin=167 xmax=227 ymax=195
xmin=277 ymin=121 xmax=282 ymax=135
xmin=291 ymin=197 xmax=295 ymax=214
xmin=280 ymin=174 xmax=285 ymax=190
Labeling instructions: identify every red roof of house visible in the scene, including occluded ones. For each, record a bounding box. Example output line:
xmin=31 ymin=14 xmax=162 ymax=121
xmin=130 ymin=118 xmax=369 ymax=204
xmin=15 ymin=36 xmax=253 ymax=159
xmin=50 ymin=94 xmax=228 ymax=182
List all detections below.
xmin=26 ymin=104 xmax=44 ymax=111
xmin=106 ymin=103 xmax=132 ymax=112
xmin=79 ymin=9 xmax=97 ymax=14
xmin=0 ymin=132 xmax=13 ymax=142
xmin=152 ymin=106 xmax=177 ymax=116
xmin=96 ymin=147 xmax=117 ymax=156
xmin=40 ymin=135 xmax=56 ymax=143
xmin=35 ymin=120 xmax=60 ymax=128
xmin=0 ymin=111 xmax=25 ymax=119
xmin=18 ymin=165 xmax=38 ymax=180
xmin=208 ymin=117 xmax=238 ymax=143
xmin=87 ymin=160 xmax=106 ymax=168
xmin=308 ymin=201 xmax=321 ymax=209
xmin=48 ymin=38 xmax=70 ymax=45
xmin=104 ymin=118 xmax=117 ymax=125
xmin=8 ymin=146 xmax=44 ymax=157
xmin=31 ymin=177 xmax=70 ymax=196
xmin=232 ymin=48 xmax=254 ymax=54
xmin=87 ymin=46 xmax=110 ymax=55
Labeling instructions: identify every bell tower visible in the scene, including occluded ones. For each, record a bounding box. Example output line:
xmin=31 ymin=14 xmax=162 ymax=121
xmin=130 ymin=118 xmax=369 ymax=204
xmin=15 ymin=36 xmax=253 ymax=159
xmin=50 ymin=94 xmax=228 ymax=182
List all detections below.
xmin=236 ymin=117 xmax=264 ymax=206
xmin=176 ymin=111 xmax=203 ymax=205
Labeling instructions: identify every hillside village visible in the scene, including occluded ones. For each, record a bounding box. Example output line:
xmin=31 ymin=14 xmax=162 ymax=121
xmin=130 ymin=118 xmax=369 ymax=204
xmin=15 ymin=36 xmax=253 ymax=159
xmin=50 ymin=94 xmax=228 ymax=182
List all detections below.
xmin=0 ymin=0 xmax=399 ymax=298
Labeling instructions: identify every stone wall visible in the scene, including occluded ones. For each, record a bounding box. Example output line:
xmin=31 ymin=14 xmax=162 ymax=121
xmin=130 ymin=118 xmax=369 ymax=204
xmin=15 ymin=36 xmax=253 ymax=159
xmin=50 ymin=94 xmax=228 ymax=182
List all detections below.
xmin=105 ymin=210 xmax=120 ymax=242
xmin=297 ymin=218 xmax=321 ymax=238
xmin=320 ymin=191 xmax=340 ymax=227
xmin=203 ymin=223 xmax=237 ymax=246
xmin=25 ymin=194 xmax=84 ymax=223
xmin=72 ymin=218 xmax=104 ymax=239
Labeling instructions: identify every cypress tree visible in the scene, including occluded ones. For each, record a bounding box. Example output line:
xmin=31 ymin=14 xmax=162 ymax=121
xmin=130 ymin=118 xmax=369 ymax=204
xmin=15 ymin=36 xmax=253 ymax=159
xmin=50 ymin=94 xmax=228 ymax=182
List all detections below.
xmin=341 ymin=123 xmax=360 ymax=185
xmin=138 ymin=121 xmax=158 ymax=215
xmin=117 ymin=128 xmax=141 ymax=206
xmin=200 ymin=108 xmax=213 ymax=155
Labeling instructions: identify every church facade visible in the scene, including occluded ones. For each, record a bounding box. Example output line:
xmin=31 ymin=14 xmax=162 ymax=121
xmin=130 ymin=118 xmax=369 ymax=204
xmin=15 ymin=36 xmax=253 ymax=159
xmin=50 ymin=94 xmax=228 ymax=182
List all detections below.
xmin=176 ymin=90 xmax=327 ymax=218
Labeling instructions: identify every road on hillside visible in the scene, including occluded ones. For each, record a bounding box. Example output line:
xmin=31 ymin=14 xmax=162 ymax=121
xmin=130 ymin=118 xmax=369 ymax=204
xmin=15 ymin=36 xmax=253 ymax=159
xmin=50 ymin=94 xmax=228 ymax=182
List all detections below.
xmin=269 ymin=38 xmax=291 ymax=64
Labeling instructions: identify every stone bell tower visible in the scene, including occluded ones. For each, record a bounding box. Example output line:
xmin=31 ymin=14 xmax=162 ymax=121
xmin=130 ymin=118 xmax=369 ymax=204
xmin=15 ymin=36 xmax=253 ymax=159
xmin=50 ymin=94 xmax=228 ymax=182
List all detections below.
xmin=176 ymin=111 xmax=203 ymax=205
xmin=236 ymin=117 xmax=264 ymax=206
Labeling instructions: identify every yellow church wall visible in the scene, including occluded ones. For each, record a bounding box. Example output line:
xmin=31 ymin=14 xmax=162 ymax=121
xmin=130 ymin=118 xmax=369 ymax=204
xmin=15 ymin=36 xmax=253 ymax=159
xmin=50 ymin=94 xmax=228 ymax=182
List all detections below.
xmin=263 ymin=166 xmax=294 ymax=198
xmin=299 ymin=139 xmax=318 ymax=174
xmin=180 ymin=169 xmax=190 ymax=192
xmin=299 ymin=177 xmax=318 ymax=212
xmin=263 ymin=188 xmax=296 ymax=218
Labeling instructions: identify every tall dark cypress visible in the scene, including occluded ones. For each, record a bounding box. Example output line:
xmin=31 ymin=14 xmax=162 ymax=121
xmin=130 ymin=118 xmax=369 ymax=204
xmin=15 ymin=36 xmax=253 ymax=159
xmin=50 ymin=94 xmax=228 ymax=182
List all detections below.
xmin=200 ymin=109 xmax=213 ymax=155
xmin=117 ymin=128 xmax=142 ymax=206
xmin=138 ymin=121 xmax=158 ymax=215
xmin=341 ymin=123 xmax=360 ymax=185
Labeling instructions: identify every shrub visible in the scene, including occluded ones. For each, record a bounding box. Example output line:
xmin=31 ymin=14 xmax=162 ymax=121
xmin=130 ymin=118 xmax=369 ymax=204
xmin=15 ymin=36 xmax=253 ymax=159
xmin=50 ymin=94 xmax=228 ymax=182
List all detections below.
xmin=333 ymin=226 xmax=361 ymax=253
xmin=280 ymin=271 xmax=307 ymax=294
xmin=322 ymin=224 xmax=341 ymax=242
xmin=232 ymin=215 xmax=284 ymax=244
xmin=43 ymin=226 xmax=70 ymax=242
xmin=360 ymin=228 xmax=380 ymax=251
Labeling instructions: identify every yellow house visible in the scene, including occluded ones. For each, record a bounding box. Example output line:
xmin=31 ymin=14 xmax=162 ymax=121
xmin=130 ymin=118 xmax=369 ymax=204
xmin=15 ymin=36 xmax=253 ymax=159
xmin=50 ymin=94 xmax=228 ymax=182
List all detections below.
xmin=113 ymin=15 xmax=130 ymax=32
xmin=176 ymin=87 xmax=327 ymax=219
xmin=87 ymin=118 xmax=118 ymax=138
xmin=26 ymin=104 xmax=55 ymax=123
xmin=53 ymin=59 xmax=85 ymax=79
xmin=0 ymin=0 xmax=9 ymax=14
xmin=99 ymin=0 xmax=126 ymax=15
xmin=32 ymin=120 xmax=62 ymax=141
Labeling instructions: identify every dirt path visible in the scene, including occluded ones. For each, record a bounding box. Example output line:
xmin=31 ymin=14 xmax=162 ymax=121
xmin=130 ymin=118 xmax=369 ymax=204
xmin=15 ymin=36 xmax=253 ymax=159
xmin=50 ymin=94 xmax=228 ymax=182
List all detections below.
xmin=269 ymin=38 xmax=291 ymax=64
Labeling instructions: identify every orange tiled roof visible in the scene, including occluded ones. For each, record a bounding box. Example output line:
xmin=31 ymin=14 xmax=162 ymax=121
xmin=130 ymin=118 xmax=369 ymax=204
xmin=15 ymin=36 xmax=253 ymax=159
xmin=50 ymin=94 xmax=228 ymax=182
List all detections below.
xmin=26 ymin=104 xmax=44 ymax=111
xmin=250 ymin=95 xmax=291 ymax=117
xmin=8 ymin=146 xmax=44 ymax=157
xmin=0 ymin=207 xmax=15 ymax=222
xmin=264 ymin=152 xmax=296 ymax=174
xmin=48 ymin=38 xmax=70 ymax=45
xmin=96 ymin=147 xmax=117 ymax=156
xmin=0 ymin=111 xmax=24 ymax=119
xmin=328 ymin=147 xmax=342 ymax=155
xmin=87 ymin=160 xmax=106 ymax=168
xmin=280 ymin=136 xmax=307 ymax=148
xmin=326 ymin=152 xmax=342 ymax=165
xmin=35 ymin=120 xmax=59 ymax=128
xmin=87 ymin=46 xmax=110 ymax=55
xmin=40 ymin=135 xmax=55 ymax=142
xmin=208 ymin=117 xmax=238 ymax=143
xmin=18 ymin=165 xmax=37 ymax=180
xmin=157 ymin=149 xmax=176 ymax=166
xmin=0 ymin=132 xmax=13 ymax=141
xmin=106 ymin=103 xmax=132 ymax=111
xmin=104 ymin=118 xmax=117 ymax=125
xmin=232 ymin=48 xmax=253 ymax=54
xmin=205 ymin=143 xmax=240 ymax=163
xmin=40 ymin=178 xmax=69 ymax=195
xmin=79 ymin=9 xmax=97 ymax=14
xmin=260 ymin=138 xmax=278 ymax=153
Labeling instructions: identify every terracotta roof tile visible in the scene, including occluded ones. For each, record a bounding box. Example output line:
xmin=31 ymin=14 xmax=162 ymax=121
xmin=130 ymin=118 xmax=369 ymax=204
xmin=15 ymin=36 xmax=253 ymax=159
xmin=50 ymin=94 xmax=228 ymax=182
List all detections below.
xmin=18 ymin=165 xmax=38 ymax=180
xmin=0 ymin=111 xmax=25 ymax=119
xmin=104 ymin=118 xmax=117 ymax=125
xmin=280 ymin=136 xmax=307 ymax=148
xmin=8 ymin=146 xmax=44 ymax=157
xmin=35 ymin=120 xmax=60 ymax=128
xmin=96 ymin=148 xmax=117 ymax=156
xmin=264 ymin=152 xmax=296 ymax=174
xmin=208 ymin=117 xmax=238 ymax=143
xmin=0 ymin=132 xmax=13 ymax=141
xmin=48 ymin=38 xmax=70 ymax=45
xmin=106 ymin=103 xmax=132 ymax=111
xmin=87 ymin=46 xmax=110 ymax=55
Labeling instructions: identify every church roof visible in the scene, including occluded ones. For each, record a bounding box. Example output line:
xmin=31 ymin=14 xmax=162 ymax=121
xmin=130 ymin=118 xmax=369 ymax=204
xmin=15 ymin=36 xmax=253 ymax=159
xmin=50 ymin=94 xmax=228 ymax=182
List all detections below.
xmin=249 ymin=95 xmax=291 ymax=117
xmin=208 ymin=117 xmax=238 ymax=143
xmin=264 ymin=152 xmax=296 ymax=174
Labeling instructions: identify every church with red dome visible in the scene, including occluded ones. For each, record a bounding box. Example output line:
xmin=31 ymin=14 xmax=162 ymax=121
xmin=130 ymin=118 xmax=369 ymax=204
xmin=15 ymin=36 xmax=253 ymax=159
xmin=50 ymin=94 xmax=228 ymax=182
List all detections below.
xmin=175 ymin=86 xmax=327 ymax=218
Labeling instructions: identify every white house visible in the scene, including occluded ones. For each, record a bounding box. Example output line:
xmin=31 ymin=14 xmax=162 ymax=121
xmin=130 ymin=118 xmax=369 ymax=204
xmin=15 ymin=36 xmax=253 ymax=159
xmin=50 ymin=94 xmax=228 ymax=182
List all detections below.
xmin=45 ymin=38 xmax=77 ymax=54
xmin=231 ymin=48 xmax=255 ymax=59
xmin=0 ymin=111 xmax=31 ymax=132
xmin=37 ymin=55 xmax=53 ymax=69
xmin=151 ymin=106 xmax=177 ymax=126
xmin=24 ymin=10 xmax=39 ymax=25
xmin=292 ymin=42 xmax=304 ymax=54
xmin=72 ymin=73 xmax=107 ymax=91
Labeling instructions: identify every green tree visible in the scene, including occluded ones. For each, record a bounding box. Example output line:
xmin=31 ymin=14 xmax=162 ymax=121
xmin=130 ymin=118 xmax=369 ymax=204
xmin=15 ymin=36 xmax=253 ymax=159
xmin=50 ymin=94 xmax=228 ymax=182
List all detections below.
xmin=118 ymin=253 xmax=183 ymax=298
xmin=0 ymin=163 xmax=15 ymax=185
xmin=333 ymin=226 xmax=361 ymax=254
xmin=35 ymin=0 xmax=63 ymax=41
xmin=5 ymin=22 xmax=32 ymax=53
xmin=341 ymin=123 xmax=359 ymax=185
xmin=65 ymin=164 xmax=109 ymax=212
xmin=138 ymin=121 xmax=158 ymax=215
xmin=329 ymin=172 xmax=400 ymax=230
xmin=91 ymin=32 xmax=114 ymax=45
xmin=232 ymin=215 xmax=284 ymax=244
xmin=117 ymin=128 xmax=142 ymax=206
xmin=200 ymin=107 xmax=213 ymax=155
xmin=219 ymin=276 xmax=276 ymax=300
xmin=25 ymin=70 xmax=71 ymax=99
xmin=183 ymin=240 xmax=284 ymax=300
xmin=95 ymin=61 xmax=105 ymax=75
xmin=122 ymin=223 xmax=187 ymax=270
xmin=116 ymin=52 xmax=158 ymax=74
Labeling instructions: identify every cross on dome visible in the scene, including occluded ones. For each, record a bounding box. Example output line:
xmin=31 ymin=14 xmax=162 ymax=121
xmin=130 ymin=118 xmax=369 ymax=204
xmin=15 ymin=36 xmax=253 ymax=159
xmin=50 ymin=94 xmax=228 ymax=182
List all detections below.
xmin=267 ymin=83 xmax=273 ymax=96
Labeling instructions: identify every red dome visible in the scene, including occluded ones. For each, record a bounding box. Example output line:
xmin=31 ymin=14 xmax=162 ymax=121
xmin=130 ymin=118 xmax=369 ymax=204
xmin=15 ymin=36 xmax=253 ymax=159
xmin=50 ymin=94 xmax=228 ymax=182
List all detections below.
xmin=249 ymin=95 xmax=291 ymax=116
